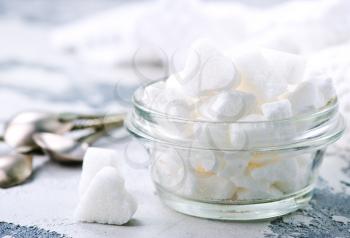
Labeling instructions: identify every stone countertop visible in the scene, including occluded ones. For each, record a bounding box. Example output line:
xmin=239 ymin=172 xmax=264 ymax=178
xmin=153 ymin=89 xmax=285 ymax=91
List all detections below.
xmin=0 ymin=1 xmax=349 ymax=237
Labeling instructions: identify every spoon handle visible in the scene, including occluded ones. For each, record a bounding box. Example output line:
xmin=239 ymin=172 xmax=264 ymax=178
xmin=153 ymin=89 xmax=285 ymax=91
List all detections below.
xmin=81 ymin=129 xmax=110 ymax=145
xmin=58 ymin=112 xmax=112 ymax=120
xmin=71 ymin=113 xmax=125 ymax=130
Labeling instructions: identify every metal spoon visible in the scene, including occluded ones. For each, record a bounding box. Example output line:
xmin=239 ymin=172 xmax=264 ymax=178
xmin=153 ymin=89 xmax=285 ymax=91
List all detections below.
xmin=4 ymin=111 xmax=125 ymax=154
xmin=33 ymin=129 xmax=108 ymax=163
xmin=0 ymin=153 xmax=33 ymax=188
xmin=0 ymin=136 xmax=33 ymax=188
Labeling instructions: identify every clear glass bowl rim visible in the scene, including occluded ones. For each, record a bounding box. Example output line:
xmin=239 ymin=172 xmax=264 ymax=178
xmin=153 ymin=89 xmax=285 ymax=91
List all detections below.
xmin=127 ymin=80 xmax=346 ymax=152
xmin=132 ymin=80 xmax=340 ymax=125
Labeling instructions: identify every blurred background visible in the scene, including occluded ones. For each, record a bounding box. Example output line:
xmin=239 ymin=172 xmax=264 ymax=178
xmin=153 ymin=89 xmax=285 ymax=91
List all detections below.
xmin=0 ymin=0 xmax=349 ymax=148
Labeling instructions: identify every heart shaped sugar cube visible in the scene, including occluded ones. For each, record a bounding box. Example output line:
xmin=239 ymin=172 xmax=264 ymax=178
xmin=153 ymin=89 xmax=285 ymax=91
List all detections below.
xmin=79 ymin=147 xmax=120 ymax=196
xmin=75 ymin=167 xmax=137 ymax=225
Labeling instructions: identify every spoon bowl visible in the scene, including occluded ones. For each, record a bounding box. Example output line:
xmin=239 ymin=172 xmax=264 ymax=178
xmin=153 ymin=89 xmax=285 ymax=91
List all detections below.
xmin=33 ymin=133 xmax=89 ymax=163
xmin=0 ymin=154 xmax=33 ymax=188
xmin=4 ymin=112 xmax=73 ymax=153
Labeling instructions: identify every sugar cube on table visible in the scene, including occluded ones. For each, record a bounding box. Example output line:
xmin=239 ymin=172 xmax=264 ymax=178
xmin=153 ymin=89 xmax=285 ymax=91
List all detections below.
xmin=75 ymin=167 xmax=137 ymax=225
xmin=79 ymin=147 xmax=120 ymax=196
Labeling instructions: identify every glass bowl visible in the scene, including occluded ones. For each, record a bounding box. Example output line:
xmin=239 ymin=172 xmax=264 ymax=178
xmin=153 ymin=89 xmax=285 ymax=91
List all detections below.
xmin=126 ymin=80 xmax=345 ymax=220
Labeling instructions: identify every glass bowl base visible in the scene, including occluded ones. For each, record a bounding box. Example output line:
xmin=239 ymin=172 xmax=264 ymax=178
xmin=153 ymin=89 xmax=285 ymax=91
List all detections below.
xmin=157 ymin=185 xmax=313 ymax=221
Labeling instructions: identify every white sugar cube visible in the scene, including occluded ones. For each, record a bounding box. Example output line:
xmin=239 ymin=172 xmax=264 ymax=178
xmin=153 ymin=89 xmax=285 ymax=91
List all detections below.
xmin=79 ymin=147 xmax=119 ymax=196
xmin=238 ymin=113 xmax=296 ymax=147
xmin=165 ymin=73 xmax=188 ymax=96
xmin=234 ymin=176 xmax=283 ymax=200
xmin=164 ymin=98 xmax=195 ymax=118
xmin=235 ymin=49 xmax=288 ymax=101
xmin=230 ymin=164 xmax=283 ymax=200
xmin=234 ymin=114 xmax=269 ymax=148
xmin=184 ymin=39 xmax=221 ymax=76
xmin=153 ymin=93 xmax=194 ymax=118
xmin=166 ymin=72 xmax=201 ymax=97
xmin=306 ymin=71 xmax=336 ymax=106
xmin=176 ymin=39 xmax=240 ymax=97
xmin=287 ymin=81 xmax=324 ymax=115
xmin=217 ymin=152 xmax=250 ymax=179
xmin=261 ymin=99 xmax=293 ymax=120
xmin=194 ymin=122 xmax=248 ymax=150
xmin=147 ymin=77 xmax=196 ymax=119
xmin=194 ymin=123 xmax=231 ymax=149
xmin=156 ymin=115 xmax=195 ymax=139
xmin=152 ymin=148 xmax=186 ymax=190
xmin=294 ymin=154 xmax=313 ymax=190
xmin=141 ymin=81 xmax=166 ymax=105
xmin=199 ymin=55 xmax=239 ymax=92
xmin=263 ymin=49 xmax=306 ymax=84
xmin=198 ymin=91 xmax=257 ymax=121
xmin=249 ymin=153 xmax=301 ymax=193
xmin=75 ymin=167 xmax=137 ymax=225
xmin=180 ymin=173 xmax=236 ymax=200
xmin=151 ymin=92 xmax=196 ymax=139
xmin=229 ymin=125 xmax=249 ymax=150
xmin=188 ymin=150 xmax=219 ymax=175
xmin=155 ymin=149 xmax=237 ymax=200
xmin=317 ymin=77 xmax=336 ymax=105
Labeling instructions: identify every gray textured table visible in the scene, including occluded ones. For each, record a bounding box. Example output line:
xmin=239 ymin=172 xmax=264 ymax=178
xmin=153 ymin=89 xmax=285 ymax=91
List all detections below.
xmin=0 ymin=1 xmax=349 ymax=237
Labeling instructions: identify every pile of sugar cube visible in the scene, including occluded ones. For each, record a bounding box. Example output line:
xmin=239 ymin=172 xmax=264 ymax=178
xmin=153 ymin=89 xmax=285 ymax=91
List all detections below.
xmin=142 ymin=39 xmax=336 ymax=122
xmin=142 ymin=39 xmax=336 ymax=201
xmin=141 ymin=39 xmax=337 ymax=149
xmin=152 ymin=147 xmax=312 ymax=200
xmin=75 ymin=148 xmax=137 ymax=225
